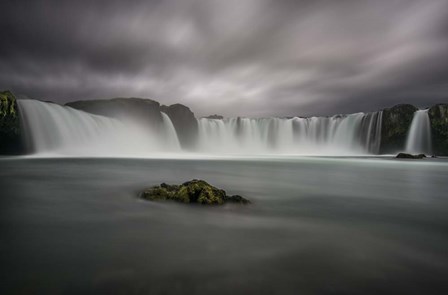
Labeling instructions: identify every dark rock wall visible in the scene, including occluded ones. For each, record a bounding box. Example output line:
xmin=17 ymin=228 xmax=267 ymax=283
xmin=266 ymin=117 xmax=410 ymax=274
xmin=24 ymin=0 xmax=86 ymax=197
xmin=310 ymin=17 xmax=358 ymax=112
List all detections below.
xmin=0 ymin=90 xmax=24 ymax=154
xmin=380 ymin=104 xmax=418 ymax=154
xmin=67 ymin=99 xmax=198 ymax=149
xmin=66 ymin=98 xmax=164 ymax=130
xmin=428 ymin=104 xmax=448 ymax=156
xmin=160 ymin=104 xmax=198 ymax=150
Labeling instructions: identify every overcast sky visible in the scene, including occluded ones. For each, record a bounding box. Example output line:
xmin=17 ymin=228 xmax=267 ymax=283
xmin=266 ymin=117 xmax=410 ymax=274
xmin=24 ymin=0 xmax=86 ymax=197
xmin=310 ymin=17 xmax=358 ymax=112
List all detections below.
xmin=1 ymin=0 xmax=448 ymax=117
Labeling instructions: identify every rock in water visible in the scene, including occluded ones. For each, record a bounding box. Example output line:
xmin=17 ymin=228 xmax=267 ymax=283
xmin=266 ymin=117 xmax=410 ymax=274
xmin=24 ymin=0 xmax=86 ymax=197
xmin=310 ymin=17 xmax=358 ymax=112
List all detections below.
xmin=396 ymin=153 xmax=426 ymax=159
xmin=141 ymin=179 xmax=250 ymax=205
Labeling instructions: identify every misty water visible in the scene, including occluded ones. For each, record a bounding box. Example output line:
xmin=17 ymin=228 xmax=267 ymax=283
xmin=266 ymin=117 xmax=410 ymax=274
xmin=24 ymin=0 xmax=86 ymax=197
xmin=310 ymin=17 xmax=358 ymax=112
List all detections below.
xmin=1 ymin=156 xmax=448 ymax=295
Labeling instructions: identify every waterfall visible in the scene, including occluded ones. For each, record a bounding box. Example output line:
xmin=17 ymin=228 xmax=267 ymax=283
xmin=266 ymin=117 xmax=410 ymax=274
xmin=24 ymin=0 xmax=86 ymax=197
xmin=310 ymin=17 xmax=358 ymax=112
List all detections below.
xmin=197 ymin=111 xmax=383 ymax=155
xmin=405 ymin=109 xmax=432 ymax=155
xmin=17 ymin=99 xmax=384 ymax=156
xmin=17 ymin=99 xmax=181 ymax=156
xmin=161 ymin=112 xmax=181 ymax=151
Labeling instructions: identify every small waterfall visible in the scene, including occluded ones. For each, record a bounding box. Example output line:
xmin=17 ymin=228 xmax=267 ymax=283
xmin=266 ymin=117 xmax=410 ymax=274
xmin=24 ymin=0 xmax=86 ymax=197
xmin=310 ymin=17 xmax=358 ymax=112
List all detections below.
xmin=161 ymin=112 xmax=181 ymax=151
xmin=18 ymin=99 xmax=181 ymax=156
xmin=197 ymin=111 xmax=383 ymax=155
xmin=405 ymin=109 xmax=432 ymax=154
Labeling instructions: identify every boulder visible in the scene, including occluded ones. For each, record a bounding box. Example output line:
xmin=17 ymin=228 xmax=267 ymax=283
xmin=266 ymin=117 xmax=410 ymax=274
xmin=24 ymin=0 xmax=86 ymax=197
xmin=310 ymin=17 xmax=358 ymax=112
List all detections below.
xmin=396 ymin=153 xmax=426 ymax=159
xmin=428 ymin=104 xmax=448 ymax=156
xmin=160 ymin=104 xmax=198 ymax=150
xmin=380 ymin=104 xmax=418 ymax=154
xmin=0 ymin=90 xmax=24 ymax=154
xmin=141 ymin=179 xmax=250 ymax=205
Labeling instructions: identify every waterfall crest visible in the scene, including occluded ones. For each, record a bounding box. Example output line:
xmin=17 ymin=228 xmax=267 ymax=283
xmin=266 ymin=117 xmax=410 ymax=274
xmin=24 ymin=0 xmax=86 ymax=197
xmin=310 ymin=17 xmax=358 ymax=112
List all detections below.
xmin=405 ymin=109 xmax=432 ymax=154
xmin=197 ymin=112 xmax=383 ymax=155
xmin=18 ymin=99 xmax=181 ymax=156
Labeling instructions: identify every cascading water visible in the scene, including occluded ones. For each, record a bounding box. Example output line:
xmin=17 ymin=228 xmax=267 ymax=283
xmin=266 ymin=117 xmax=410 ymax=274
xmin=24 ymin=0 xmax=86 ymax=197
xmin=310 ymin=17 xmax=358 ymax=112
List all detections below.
xmin=160 ymin=112 xmax=181 ymax=151
xmin=18 ymin=99 xmax=181 ymax=156
xmin=197 ymin=111 xmax=383 ymax=155
xmin=17 ymin=99 xmax=384 ymax=156
xmin=405 ymin=109 xmax=432 ymax=154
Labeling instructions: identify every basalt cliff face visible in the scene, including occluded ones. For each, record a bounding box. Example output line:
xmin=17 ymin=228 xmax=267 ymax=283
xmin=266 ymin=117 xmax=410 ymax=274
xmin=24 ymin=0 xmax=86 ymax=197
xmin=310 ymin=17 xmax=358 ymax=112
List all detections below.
xmin=67 ymin=98 xmax=198 ymax=150
xmin=160 ymin=104 xmax=198 ymax=150
xmin=66 ymin=98 xmax=164 ymax=128
xmin=1 ymin=90 xmax=447 ymax=155
xmin=0 ymin=91 xmax=24 ymax=154
xmin=379 ymin=104 xmax=418 ymax=154
xmin=428 ymin=104 xmax=448 ymax=156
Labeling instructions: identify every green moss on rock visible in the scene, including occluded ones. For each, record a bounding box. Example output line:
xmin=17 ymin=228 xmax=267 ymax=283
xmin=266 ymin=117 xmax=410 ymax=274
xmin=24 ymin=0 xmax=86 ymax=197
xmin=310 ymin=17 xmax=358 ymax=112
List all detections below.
xmin=428 ymin=104 xmax=448 ymax=156
xmin=0 ymin=90 xmax=24 ymax=154
xmin=380 ymin=104 xmax=418 ymax=154
xmin=141 ymin=179 xmax=250 ymax=205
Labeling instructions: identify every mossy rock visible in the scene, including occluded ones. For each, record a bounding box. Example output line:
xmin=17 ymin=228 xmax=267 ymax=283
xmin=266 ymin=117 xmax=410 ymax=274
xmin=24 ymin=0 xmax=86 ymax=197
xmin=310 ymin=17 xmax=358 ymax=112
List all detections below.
xmin=141 ymin=179 xmax=250 ymax=205
xmin=0 ymin=90 xmax=24 ymax=154
xmin=428 ymin=104 xmax=448 ymax=156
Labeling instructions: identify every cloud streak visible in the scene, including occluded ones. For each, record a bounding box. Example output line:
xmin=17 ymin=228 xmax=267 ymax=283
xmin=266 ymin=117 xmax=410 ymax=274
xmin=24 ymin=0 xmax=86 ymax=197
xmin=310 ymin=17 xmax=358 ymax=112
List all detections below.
xmin=1 ymin=0 xmax=448 ymax=117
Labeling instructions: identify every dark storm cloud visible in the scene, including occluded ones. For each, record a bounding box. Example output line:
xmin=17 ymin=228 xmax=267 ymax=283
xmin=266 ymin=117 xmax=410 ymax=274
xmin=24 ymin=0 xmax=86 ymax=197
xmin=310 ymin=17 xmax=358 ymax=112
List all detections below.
xmin=1 ymin=0 xmax=448 ymax=117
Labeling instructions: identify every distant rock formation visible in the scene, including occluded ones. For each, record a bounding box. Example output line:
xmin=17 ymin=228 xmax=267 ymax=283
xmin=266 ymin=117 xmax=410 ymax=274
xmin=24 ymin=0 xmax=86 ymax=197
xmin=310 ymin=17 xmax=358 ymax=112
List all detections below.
xmin=66 ymin=98 xmax=164 ymax=129
xmin=203 ymin=114 xmax=224 ymax=119
xmin=0 ymin=91 xmax=24 ymax=154
xmin=428 ymin=104 xmax=448 ymax=156
xmin=380 ymin=104 xmax=418 ymax=154
xmin=160 ymin=104 xmax=198 ymax=150
xmin=66 ymin=98 xmax=198 ymax=150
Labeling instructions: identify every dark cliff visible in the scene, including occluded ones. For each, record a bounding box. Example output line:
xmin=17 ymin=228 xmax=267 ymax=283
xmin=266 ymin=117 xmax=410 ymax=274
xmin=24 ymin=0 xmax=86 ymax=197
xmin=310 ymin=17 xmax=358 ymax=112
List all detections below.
xmin=66 ymin=98 xmax=164 ymax=129
xmin=0 ymin=90 xmax=24 ymax=154
xmin=160 ymin=104 xmax=198 ymax=150
xmin=379 ymin=104 xmax=418 ymax=154
xmin=67 ymin=98 xmax=198 ymax=150
xmin=428 ymin=104 xmax=448 ymax=156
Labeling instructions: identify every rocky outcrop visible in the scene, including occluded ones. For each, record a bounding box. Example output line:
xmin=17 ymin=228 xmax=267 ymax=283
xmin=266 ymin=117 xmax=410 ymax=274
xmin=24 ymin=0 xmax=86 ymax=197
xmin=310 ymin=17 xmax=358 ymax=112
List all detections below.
xmin=160 ymin=104 xmax=198 ymax=150
xmin=141 ymin=179 xmax=250 ymax=205
xmin=67 ymin=99 xmax=198 ymax=149
xmin=396 ymin=153 xmax=426 ymax=159
xmin=66 ymin=98 xmax=164 ymax=129
xmin=380 ymin=104 xmax=418 ymax=154
xmin=0 ymin=90 xmax=24 ymax=154
xmin=428 ymin=104 xmax=448 ymax=156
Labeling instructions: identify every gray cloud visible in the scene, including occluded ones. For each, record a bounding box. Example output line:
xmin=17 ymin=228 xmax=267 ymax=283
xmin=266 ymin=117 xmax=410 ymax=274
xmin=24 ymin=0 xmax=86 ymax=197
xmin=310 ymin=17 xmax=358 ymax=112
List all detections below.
xmin=1 ymin=0 xmax=448 ymax=117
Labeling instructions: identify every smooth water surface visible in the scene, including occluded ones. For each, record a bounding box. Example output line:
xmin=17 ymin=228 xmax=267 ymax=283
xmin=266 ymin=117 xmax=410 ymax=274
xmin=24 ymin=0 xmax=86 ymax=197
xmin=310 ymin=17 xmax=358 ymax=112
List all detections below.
xmin=1 ymin=157 xmax=448 ymax=295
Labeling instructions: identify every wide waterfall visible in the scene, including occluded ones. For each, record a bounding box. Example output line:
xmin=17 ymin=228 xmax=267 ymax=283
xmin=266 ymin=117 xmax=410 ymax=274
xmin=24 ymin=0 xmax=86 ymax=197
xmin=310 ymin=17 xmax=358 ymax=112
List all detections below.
xmin=17 ymin=99 xmax=384 ymax=156
xmin=405 ymin=109 xmax=432 ymax=154
xmin=18 ymin=99 xmax=181 ymax=156
xmin=197 ymin=112 xmax=383 ymax=155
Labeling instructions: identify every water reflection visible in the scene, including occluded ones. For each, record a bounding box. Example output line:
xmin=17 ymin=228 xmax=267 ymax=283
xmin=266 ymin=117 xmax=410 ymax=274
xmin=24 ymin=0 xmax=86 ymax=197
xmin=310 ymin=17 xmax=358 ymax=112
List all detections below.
xmin=0 ymin=157 xmax=448 ymax=294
